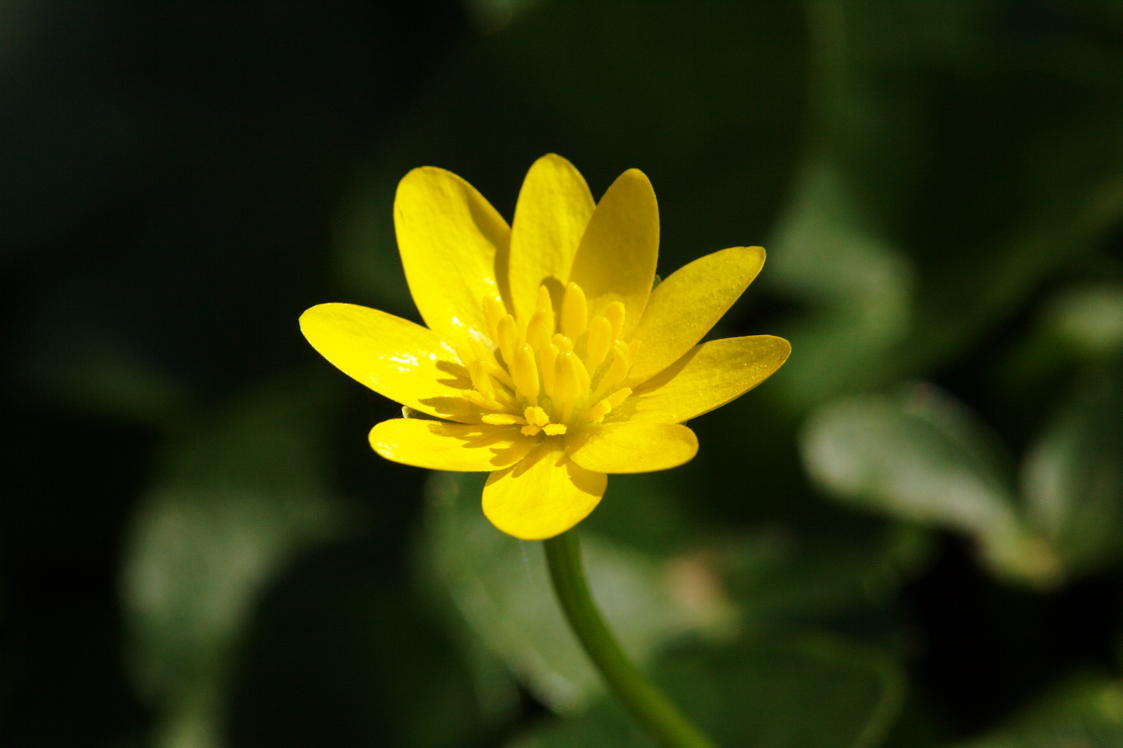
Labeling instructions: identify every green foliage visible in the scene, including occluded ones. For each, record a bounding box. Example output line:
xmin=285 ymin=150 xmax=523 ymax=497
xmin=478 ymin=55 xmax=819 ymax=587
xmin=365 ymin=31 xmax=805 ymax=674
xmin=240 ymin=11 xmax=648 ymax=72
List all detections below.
xmin=511 ymin=634 xmax=904 ymax=748
xmin=947 ymin=677 xmax=1123 ymax=748
xmin=121 ymin=377 xmax=345 ymax=745
xmin=802 ymin=370 xmax=1122 ymax=589
xmin=424 ymin=471 xmax=708 ymax=711
xmin=5 ymin=0 xmax=1123 ymax=746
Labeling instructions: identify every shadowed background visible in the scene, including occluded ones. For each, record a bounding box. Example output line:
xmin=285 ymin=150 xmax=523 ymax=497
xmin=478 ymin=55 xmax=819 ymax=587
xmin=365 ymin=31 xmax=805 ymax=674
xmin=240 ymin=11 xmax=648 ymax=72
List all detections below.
xmin=3 ymin=1 xmax=1122 ymax=746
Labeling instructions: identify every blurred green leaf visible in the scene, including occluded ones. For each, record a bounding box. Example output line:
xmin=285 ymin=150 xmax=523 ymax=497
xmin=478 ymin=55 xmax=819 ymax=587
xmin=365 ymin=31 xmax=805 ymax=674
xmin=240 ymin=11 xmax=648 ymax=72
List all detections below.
xmin=802 ymin=385 xmax=1017 ymax=535
xmin=801 ymin=385 xmax=1060 ymax=586
xmin=510 ymin=633 xmax=904 ymax=748
xmin=121 ymin=375 xmax=344 ymax=746
xmin=1023 ymin=372 xmax=1123 ymax=575
xmin=223 ymin=542 xmax=494 ymax=748
xmin=947 ymin=676 xmax=1123 ymax=748
xmin=772 ymin=1 xmax=1123 ymax=405
xmin=718 ymin=523 xmax=933 ymax=626
xmin=1048 ymin=283 xmax=1123 ymax=359
xmin=768 ymin=160 xmax=914 ymax=405
xmin=422 ymin=471 xmax=714 ymax=711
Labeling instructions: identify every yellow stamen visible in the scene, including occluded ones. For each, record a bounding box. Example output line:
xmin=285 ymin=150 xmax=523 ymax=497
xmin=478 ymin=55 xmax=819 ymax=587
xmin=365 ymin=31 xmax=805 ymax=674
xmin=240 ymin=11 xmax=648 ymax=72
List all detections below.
xmin=584 ymin=316 xmax=613 ymax=373
xmin=482 ymin=413 xmax=523 ymax=425
xmin=468 ymin=360 xmax=495 ymax=400
xmin=462 ymin=281 xmax=632 ymax=439
xmin=552 ymin=333 xmax=574 ymax=354
xmin=496 ymin=315 xmax=519 ymax=367
xmin=593 ymin=341 xmax=631 ymax=401
xmin=523 ymin=406 xmax=550 ymax=428
xmin=607 ymin=386 xmax=632 ymax=408
xmin=587 ymin=399 xmax=612 ymax=423
xmin=572 ymin=351 xmax=591 ymax=398
xmin=526 ymin=310 xmax=553 ymax=350
xmin=483 ymin=295 xmax=506 ymax=339
xmin=553 ymin=352 xmax=583 ymax=423
xmin=587 ymin=387 xmax=632 ymax=424
xmin=535 ymin=285 xmax=555 ymax=319
xmin=604 ymin=301 xmax=626 ymax=340
xmin=538 ymin=343 xmax=559 ymax=396
xmin=561 ymin=282 xmax=588 ymax=339
xmin=462 ymin=390 xmax=506 ymax=412
xmin=511 ymin=344 xmax=540 ymax=402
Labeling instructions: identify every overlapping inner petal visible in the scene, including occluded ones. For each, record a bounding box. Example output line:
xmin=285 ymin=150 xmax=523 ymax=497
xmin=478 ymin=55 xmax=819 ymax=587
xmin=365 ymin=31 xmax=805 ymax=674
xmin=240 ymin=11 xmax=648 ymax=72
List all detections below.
xmin=453 ymin=280 xmax=636 ymax=438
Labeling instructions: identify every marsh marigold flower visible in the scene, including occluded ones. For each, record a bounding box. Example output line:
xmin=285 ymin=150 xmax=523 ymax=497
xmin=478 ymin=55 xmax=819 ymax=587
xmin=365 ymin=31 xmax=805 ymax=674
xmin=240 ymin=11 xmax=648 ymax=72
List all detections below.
xmin=301 ymin=155 xmax=790 ymax=539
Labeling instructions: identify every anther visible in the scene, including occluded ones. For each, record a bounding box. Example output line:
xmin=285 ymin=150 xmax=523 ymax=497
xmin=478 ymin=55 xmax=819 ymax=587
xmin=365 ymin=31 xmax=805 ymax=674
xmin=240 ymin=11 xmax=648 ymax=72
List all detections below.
xmin=538 ymin=344 xmax=559 ymax=395
xmin=561 ymin=282 xmax=588 ymax=339
xmin=552 ymin=333 xmax=574 ymax=354
xmin=535 ymin=285 xmax=555 ymax=317
xmin=553 ymin=352 xmax=584 ymax=423
xmin=523 ymin=406 xmax=550 ymax=428
xmin=526 ymin=310 xmax=553 ymax=350
xmin=604 ymin=301 xmax=626 ymax=339
xmin=483 ymin=296 xmax=506 ymax=339
xmin=511 ymin=344 xmax=540 ymax=402
xmin=496 ymin=315 xmax=519 ymax=367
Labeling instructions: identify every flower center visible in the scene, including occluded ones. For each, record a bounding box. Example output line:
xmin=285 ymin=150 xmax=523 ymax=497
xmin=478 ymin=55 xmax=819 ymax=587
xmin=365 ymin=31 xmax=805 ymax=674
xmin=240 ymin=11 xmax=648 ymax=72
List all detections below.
xmin=460 ymin=282 xmax=633 ymax=438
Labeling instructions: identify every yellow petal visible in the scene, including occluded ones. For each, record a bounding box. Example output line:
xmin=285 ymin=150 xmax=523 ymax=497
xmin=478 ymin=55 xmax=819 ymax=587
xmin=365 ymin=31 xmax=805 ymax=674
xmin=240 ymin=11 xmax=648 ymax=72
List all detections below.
xmin=508 ymin=154 xmax=595 ymax=321
xmin=369 ymin=418 xmax=534 ymax=471
xmin=569 ymin=168 xmax=659 ymax=337
xmin=569 ymin=422 xmax=698 ymax=474
xmin=300 ymin=303 xmax=476 ymax=421
xmin=394 ymin=166 xmax=511 ymax=340
xmin=628 ymin=246 xmax=766 ymax=383
xmin=613 ymin=335 xmax=791 ymax=424
xmin=482 ymin=445 xmax=607 ymax=540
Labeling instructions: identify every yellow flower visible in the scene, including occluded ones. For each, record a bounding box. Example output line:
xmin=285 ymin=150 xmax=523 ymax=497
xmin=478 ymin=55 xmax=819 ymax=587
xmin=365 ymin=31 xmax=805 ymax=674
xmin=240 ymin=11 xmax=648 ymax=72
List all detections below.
xmin=300 ymin=155 xmax=790 ymax=540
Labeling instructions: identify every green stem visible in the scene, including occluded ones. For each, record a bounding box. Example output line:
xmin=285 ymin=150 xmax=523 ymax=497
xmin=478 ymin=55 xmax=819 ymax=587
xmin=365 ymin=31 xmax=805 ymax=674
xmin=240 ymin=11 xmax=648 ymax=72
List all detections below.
xmin=543 ymin=531 xmax=717 ymax=748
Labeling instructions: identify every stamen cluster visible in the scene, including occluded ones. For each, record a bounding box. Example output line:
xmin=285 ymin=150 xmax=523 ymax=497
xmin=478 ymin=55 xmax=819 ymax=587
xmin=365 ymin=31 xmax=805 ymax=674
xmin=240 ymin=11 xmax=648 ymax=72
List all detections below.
xmin=459 ymin=282 xmax=633 ymax=437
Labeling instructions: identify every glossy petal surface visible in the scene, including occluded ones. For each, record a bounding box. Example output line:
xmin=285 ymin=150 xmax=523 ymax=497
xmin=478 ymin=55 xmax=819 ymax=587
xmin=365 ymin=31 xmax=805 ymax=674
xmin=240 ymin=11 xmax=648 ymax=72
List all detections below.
xmin=508 ymin=154 xmax=595 ymax=320
xmin=369 ymin=419 xmax=534 ymax=471
xmin=629 ymin=246 xmax=766 ymax=383
xmin=483 ymin=445 xmax=607 ymax=540
xmin=569 ymin=169 xmax=659 ymax=337
xmin=300 ymin=303 xmax=476 ymax=421
xmin=569 ymin=423 xmax=698 ymax=474
xmin=615 ymin=335 xmax=792 ymax=424
xmin=395 ymin=166 xmax=511 ymax=339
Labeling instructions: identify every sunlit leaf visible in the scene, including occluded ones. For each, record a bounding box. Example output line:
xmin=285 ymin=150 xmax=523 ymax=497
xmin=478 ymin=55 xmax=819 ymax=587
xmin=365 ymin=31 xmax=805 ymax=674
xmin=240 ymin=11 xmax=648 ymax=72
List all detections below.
xmin=1023 ymin=372 xmax=1123 ymax=575
xmin=1048 ymin=284 xmax=1123 ymax=359
xmin=802 ymin=385 xmax=1017 ymax=535
xmin=801 ymin=385 xmax=1060 ymax=586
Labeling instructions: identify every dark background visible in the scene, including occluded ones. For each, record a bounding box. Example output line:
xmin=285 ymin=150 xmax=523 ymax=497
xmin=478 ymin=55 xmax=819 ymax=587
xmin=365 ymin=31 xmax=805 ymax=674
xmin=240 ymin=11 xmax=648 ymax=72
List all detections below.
xmin=3 ymin=1 xmax=1122 ymax=746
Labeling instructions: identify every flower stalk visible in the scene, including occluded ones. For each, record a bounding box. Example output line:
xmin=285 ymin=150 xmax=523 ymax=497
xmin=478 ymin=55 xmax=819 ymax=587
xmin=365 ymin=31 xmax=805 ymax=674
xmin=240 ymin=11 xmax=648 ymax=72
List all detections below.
xmin=543 ymin=531 xmax=716 ymax=748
